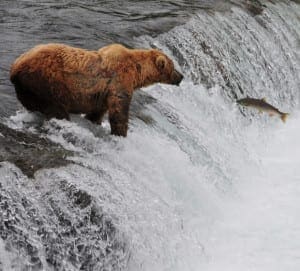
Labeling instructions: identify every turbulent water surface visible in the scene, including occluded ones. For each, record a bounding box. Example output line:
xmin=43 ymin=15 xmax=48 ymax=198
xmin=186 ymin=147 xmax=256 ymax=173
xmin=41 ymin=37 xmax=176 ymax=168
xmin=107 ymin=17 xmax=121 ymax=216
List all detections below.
xmin=0 ymin=1 xmax=300 ymax=270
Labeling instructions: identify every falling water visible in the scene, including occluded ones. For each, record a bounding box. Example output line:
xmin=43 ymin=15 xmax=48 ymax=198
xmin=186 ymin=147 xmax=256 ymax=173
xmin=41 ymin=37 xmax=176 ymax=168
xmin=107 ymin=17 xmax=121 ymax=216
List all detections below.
xmin=0 ymin=1 xmax=300 ymax=270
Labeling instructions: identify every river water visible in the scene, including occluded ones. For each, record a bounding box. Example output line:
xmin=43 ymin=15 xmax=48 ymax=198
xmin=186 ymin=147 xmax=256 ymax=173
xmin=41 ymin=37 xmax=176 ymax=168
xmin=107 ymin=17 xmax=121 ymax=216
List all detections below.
xmin=0 ymin=1 xmax=300 ymax=271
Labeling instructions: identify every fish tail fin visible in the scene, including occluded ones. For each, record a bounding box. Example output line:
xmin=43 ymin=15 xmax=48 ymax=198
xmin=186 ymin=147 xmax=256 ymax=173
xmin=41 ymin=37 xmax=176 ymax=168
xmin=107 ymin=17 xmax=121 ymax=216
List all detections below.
xmin=280 ymin=113 xmax=289 ymax=123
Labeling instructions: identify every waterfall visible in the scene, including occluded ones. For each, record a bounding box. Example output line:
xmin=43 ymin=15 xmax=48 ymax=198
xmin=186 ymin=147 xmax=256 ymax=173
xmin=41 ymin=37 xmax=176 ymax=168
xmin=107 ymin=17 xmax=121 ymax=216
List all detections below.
xmin=1 ymin=2 xmax=299 ymax=270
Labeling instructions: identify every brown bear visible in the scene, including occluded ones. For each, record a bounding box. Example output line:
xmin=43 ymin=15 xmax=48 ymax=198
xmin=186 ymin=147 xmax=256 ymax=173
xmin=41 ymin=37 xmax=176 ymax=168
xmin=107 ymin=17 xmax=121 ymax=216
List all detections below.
xmin=10 ymin=43 xmax=183 ymax=136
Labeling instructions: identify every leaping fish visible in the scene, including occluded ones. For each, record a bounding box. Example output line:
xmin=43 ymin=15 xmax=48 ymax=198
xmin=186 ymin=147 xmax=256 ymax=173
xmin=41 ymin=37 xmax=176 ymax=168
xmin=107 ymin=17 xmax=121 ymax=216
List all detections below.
xmin=237 ymin=97 xmax=289 ymax=123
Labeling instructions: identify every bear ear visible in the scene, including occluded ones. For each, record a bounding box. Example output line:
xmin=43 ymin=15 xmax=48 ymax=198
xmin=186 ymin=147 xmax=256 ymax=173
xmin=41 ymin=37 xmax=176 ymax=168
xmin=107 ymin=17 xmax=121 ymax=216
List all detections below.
xmin=156 ymin=55 xmax=167 ymax=70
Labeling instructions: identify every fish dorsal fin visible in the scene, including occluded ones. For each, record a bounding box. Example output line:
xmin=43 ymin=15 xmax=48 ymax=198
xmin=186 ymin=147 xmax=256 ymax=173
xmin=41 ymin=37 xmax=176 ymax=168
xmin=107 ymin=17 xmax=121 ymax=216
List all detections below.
xmin=261 ymin=97 xmax=266 ymax=102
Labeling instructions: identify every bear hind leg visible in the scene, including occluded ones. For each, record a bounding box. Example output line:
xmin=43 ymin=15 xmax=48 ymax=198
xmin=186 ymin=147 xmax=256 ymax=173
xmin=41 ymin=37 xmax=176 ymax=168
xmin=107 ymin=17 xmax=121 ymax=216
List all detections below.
xmin=85 ymin=105 xmax=108 ymax=125
xmin=15 ymin=85 xmax=45 ymax=112
xmin=43 ymin=104 xmax=70 ymax=121
xmin=14 ymin=83 xmax=69 ymax=121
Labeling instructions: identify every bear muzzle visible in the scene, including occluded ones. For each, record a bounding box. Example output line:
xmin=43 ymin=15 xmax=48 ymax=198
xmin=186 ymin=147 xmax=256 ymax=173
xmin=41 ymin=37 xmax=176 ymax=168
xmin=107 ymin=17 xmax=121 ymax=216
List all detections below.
xmin=171 ymin=70 xmax=184 ymax=86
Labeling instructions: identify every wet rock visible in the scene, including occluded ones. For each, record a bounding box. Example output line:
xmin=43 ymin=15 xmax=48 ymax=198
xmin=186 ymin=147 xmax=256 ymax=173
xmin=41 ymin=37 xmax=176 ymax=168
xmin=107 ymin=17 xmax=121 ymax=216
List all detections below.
xmin=244 ymin=0 xmax=265 ymax=15
xmin=130 ymin=90 xmax=156 ymax=125
xmin=229 ymin=0 xmax=266 ymax=15
xmin=0 ymin=122 xmax=73 ymax=177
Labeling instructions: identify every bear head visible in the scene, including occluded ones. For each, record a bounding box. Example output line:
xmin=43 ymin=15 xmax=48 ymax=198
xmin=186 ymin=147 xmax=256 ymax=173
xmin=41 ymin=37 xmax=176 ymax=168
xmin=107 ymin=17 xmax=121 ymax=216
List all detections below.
xmin=152 ymin=50 xmax=183 ymax=86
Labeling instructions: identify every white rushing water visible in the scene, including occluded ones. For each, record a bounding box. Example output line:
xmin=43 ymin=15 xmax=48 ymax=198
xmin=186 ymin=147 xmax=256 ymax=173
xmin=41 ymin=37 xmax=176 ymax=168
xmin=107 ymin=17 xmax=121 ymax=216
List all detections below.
xmin=1 ymin=1 xmax=300 ymax=270
xmin=197 ymin=112 xmax=300 ymax=271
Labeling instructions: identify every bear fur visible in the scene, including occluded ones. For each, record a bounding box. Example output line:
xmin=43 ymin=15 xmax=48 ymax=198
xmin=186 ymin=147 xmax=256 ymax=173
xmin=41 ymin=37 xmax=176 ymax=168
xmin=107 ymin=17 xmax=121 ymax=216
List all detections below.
xmin=10 ymin=43 xmax=183 ymax=136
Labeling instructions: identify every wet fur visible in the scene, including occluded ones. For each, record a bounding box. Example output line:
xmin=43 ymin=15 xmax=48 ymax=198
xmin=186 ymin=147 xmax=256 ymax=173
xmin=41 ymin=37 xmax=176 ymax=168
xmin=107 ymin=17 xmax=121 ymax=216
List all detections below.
xmin=10 ymin=43 xmax=182 ymax=136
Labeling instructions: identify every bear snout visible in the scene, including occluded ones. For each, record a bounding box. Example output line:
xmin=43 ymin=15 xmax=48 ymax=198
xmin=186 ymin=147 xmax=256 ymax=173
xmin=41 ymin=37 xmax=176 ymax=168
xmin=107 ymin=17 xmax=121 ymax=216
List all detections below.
xmin=171 ymin=70 xmax=183 ymax=86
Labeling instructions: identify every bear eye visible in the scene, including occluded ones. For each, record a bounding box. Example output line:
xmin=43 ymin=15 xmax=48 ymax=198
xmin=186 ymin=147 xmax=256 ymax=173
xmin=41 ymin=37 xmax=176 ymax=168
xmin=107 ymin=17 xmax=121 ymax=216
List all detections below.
xmin=156 ymin=56 xmax=166 ymax=70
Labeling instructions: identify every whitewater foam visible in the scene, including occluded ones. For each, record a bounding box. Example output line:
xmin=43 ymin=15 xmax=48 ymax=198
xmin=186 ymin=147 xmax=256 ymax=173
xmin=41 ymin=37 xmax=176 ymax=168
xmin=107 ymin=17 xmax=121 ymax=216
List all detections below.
xmin=197 ymin=112 xmax=300 ymax=271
